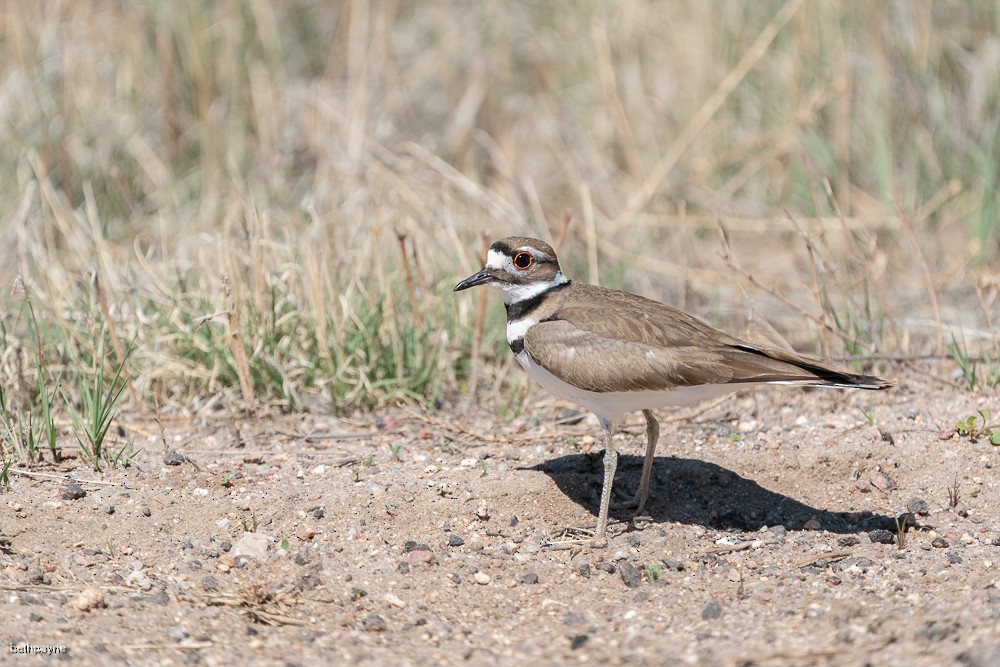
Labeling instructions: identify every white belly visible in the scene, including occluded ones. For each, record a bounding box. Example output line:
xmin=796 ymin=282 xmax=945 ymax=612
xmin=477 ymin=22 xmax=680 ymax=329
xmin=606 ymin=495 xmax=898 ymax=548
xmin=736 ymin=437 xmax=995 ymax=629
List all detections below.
xmin=515 ymin=349 xmax=743 ymax=430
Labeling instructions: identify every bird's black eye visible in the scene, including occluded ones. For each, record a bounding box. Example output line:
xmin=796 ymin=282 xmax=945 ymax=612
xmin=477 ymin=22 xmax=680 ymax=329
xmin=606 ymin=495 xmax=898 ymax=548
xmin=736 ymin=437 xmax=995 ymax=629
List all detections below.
xmin=513 ymin=252 xmax=533 ymax=269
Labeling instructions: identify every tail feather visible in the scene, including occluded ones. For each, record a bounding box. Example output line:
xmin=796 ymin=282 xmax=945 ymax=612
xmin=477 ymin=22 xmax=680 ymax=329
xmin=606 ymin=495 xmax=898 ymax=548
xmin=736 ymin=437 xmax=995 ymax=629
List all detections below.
xmin=728 ymin=344 xmax=894 ymax=390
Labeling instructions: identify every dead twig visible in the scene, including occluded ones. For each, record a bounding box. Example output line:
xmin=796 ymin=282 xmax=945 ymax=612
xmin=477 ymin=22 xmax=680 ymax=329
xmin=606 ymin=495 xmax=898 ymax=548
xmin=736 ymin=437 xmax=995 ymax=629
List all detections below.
xmin=303 ymin=431 xmax=384 ymax=442
xmin=794 ymin=550 xmax=853 ymax=568
xmin=705 ymin=541 xmax=754 ymax=555
xmin=222 ymin=274 xmax=256 ymax=409
xmin=8 ymin=469 xmax=116 ymax=486
xmin=891 ymin=197 xmax=943 ymax=353
xmin=465 ymin=234 xmax=490 ymax=401
xmin=396 ymin=232 xmax=422 ymax=330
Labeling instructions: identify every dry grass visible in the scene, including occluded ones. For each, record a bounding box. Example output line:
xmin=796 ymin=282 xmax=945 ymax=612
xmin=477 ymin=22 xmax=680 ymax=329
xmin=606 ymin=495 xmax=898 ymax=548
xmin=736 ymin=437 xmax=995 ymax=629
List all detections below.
xmin=0 ymin=2 xmax=998 ymax=462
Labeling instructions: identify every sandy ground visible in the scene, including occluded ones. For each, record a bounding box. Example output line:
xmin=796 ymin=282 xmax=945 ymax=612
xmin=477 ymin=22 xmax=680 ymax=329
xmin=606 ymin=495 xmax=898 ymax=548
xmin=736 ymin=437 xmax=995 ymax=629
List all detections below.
xmin=2 ymin=364 xmax=999 ymax=666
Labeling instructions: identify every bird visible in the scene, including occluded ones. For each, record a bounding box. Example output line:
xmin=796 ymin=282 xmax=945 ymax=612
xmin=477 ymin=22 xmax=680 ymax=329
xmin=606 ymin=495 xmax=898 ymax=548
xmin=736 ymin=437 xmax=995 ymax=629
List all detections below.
xmin=454 ymin=236 xmax=893 ymax=543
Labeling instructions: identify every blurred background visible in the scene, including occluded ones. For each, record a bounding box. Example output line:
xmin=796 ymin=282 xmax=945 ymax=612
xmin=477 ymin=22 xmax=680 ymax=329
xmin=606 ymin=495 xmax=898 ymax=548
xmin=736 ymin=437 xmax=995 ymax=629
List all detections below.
xmin=0 ymin=0 xmax=997 ymax=416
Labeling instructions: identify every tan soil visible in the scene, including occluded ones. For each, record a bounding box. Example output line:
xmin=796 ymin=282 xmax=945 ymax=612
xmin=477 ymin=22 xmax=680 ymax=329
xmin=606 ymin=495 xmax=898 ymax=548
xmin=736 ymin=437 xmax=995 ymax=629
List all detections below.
xmin=2 ymin=365 xmax=999 ymax=666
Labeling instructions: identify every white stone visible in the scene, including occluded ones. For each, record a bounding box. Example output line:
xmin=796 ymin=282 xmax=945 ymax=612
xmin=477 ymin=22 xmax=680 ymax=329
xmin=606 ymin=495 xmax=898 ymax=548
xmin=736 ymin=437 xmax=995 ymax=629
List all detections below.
xmin=230 ymin=532 xmax=273 ymax=561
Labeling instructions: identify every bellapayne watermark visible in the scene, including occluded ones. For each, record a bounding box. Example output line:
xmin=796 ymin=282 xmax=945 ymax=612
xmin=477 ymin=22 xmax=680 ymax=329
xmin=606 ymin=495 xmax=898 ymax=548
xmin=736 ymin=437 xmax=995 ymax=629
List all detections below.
xmin=9 ymin=642 xmax=69 ymax=655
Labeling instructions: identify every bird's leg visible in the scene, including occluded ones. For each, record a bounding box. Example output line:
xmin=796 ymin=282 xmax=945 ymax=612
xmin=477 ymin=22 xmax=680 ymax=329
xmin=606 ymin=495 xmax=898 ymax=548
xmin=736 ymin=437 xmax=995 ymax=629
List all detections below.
xmin=595 ymin=421 xmax=617 ymax=543
xmin=544 ymin=420 xmax=617 ymax=549
xmin=610 ymin=409 xmax=660 ymax=515
xmin=633 ymin=409 xmax=660 ymax=515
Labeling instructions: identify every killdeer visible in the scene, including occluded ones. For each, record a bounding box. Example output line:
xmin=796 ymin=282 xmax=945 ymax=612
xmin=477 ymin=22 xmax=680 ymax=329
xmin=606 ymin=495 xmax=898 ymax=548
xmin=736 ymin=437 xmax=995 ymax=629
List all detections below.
xmin=454 ymin=237 xmax=892 ymax=542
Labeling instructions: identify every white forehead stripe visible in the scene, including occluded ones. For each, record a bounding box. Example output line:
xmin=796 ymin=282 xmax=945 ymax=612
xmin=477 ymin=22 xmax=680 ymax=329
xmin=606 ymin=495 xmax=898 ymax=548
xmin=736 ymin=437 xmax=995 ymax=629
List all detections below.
xmin=486 ymin=249 xmax=506 ymax=269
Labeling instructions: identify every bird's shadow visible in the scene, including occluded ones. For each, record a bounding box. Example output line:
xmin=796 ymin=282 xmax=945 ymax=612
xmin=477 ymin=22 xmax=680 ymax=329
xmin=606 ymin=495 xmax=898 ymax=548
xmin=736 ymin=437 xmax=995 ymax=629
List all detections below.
xmin=527 ymin=453 xmax=896 ymax=534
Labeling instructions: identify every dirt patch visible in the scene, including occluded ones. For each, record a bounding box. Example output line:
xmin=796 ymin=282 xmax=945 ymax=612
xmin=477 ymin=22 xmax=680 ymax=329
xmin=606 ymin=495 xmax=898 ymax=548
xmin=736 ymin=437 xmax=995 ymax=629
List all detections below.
xmin=2 ymin=366 xmax=999 ymax=666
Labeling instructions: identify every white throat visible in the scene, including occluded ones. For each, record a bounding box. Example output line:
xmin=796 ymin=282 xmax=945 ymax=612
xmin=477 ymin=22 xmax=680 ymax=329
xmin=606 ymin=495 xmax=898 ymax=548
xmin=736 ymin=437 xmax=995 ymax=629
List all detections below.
xmin=499 ymin=273 xmax=568 ymax=304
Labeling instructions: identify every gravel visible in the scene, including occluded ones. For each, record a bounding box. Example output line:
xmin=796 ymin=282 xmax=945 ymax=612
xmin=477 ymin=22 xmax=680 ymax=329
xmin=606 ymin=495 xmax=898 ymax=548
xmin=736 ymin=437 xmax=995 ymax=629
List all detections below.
xmin=4 ymin=382 xmax=995 ymax=667
xmin=61 ymin=484 xmax=87 ymax=500
xmin=618 ymin=561 xmax=641 ymax=588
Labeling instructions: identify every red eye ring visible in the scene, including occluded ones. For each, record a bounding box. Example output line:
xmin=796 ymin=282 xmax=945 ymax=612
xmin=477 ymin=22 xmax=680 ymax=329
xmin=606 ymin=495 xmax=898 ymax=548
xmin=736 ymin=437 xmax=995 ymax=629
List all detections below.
xmin=513 ymin=252 xmax=533 ymax=269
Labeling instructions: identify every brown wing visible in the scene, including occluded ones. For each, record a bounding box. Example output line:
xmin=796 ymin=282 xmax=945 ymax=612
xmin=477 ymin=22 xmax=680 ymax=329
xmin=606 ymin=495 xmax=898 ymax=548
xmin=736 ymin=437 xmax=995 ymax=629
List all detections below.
xmin=523 ymin=284 xmax=892 ymax=393
xmin=522 ymin=319 xmax=739 ymax=392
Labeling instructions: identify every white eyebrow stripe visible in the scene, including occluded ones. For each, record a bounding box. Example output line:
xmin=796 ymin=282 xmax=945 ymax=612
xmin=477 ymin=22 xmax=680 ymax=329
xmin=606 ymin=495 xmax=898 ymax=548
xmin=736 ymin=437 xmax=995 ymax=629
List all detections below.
xmin=486 ymin=249 xmax=506 ymax=269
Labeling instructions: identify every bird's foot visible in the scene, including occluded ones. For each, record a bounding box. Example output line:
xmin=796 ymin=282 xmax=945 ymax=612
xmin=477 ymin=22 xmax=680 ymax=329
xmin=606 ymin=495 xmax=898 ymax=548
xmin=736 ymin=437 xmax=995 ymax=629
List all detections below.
xmin=610 ymin=489 xmax=650 ymax=516
xmin=543 ymin=524 xmax=613 ymax=549
xmin=609 ymin=496 xmax=640 ymax=510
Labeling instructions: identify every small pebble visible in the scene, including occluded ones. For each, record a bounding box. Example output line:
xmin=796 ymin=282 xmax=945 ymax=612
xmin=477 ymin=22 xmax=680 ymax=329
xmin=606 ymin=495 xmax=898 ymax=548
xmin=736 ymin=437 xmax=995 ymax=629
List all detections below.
xmin=71 ymin=589 xmax=105 ymax=611
xmin=907 ymin=498 xmax=930 ymax=515
xmin=397 ymin=561 xmax=411 ymax=574
xmin=230 ymin=532 xmax=271 ymax=561
xmin=313 ymin=508 xmax=325 ymax=519
xmin=868 ymin=529 xmax=895 ymax=545
xmin=838 ymin=536 xmax=861 ymax=547
xmin=618 ymin=561 xmax=642 ymax=588
xmin=702 ymin=601 xmax=722 ymax=620
xmin=103 ymin=504 xmax=115 ymax=515
xmin=521 ymin=572 xmax=539 ymax=585
xmin=363 ymin=614 xmax=386 ymax=632
xmin=947 ymin=552 xmax=963 ymax=565
xmin=595 ymin=562 xmax=616 ymax=574
xmin=142 ymin=508 xmax=151 ymax=517
xmin=576 ymin=563 xmax=591 ymax=578
xmin=163 ymin=452 xmax=186 ymax=466
xmin=932 ymin=537 xmax=949 ymax=548
xmin=447 ymin=534 xmax=465 ymax=547
xmin=407 ymin=550 xmax=434 ymax=565
xmin=61 ymin=484 xmax=86 ymax=501
xmin=474 ymin=572 xmax=491 ymax=585
xmin=28 ymin=571 xmax=49 ymax=585
xmin=869 ymin=471 xmax=896 ymax=493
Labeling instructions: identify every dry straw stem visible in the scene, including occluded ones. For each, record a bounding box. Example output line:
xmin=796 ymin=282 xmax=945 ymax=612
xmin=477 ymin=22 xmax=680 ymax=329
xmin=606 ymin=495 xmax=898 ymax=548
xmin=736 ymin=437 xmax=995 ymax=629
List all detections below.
xmin=782 ymin=208 xmax=830 ymax=359
xmin=891 ymin=197 xmax=944 ymax=354
xmin=396 ymin=232 xmax=422 ymax=330
xmin=716 ymin=218 xmax=872 ymax=353
xmin=465 ymin=234 xmax=491 ymax=402
xmin=717 ymin=80 xmax=842 ymax=198
xmin=821 ymin=178 xmax=900 ymax=352
xmin=222 ymin=275 xmax=255 ymax=409
xmin=612 ymin=0 xmax=806 ymax=230
xmin=1 ymin=3 xmax=996 ymax=413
